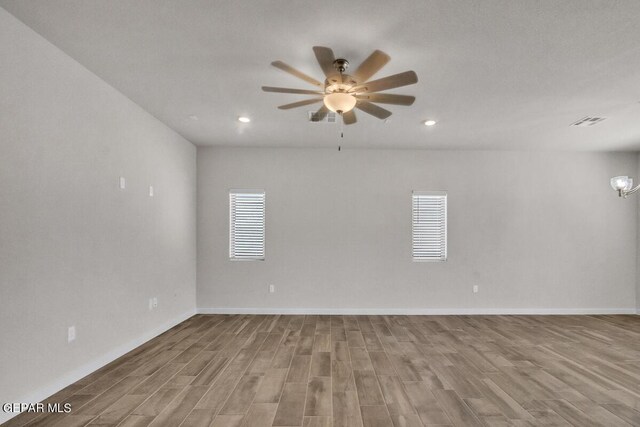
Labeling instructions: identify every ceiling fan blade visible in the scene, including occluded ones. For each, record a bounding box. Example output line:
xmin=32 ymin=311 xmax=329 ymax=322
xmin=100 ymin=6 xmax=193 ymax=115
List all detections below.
xmin=353 ymin=50 xmax=390 ymax=82
xmin=312 ymin=46 xmax=337 ymax=78
xmin=342 ymin=110 xmax=357 ymax=125
xmin=354 ymin=70 xmax=418 ymax=93
xmin=311 ymin=105 xmax=329 ymax=122
xmin=262 ymin=86 xmax=323 ymax=95
xmin=271 ymin=61 xmax=323 ymax=87
xmin=355 ymin=93 xmax=415 ymax=106
xmin=356 ymin=101 xmax=392 ymax=120
xmin=278 ymin=98 xmax=323 ymax=110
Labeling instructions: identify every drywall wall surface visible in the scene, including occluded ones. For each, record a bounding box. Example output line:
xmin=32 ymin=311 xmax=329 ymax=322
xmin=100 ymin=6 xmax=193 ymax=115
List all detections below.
xmin=0 ymin=8 xmax=196 ymax=421
xmin=197 ymin=147 xmax=637 ymax=313
xmin=637 ymin=152 xmax=640 ymax=313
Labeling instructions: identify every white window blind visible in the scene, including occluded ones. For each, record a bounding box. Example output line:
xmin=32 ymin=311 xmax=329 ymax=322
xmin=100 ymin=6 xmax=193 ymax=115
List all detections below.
xmin=229 ymin=190 xmax=265 ymax=260
xmin=412 ymin=191 xmax=447 ymax=261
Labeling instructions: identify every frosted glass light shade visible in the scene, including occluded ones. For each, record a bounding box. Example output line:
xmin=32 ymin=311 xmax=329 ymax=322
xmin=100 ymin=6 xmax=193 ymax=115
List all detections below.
xmin=610 ymin=176 xmax=633 ymax=191
xmin=323 ymin=93 xmax=356 ymax=114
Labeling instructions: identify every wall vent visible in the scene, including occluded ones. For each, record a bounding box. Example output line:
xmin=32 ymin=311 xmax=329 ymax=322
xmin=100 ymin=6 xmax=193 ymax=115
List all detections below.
xmin=571 ymin=116 xmax=606 ymax=127
xmin=308 ymin=111 xmax=337 ymax=123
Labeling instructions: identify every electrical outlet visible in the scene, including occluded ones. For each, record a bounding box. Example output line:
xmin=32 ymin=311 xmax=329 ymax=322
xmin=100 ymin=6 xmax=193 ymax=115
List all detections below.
xmin=68 ymin=326 xmax=76 ymax=343
xmin=152 ymin=297 xmax=158 ymax=308
xmin=149 ymin=185 xmax=154 ymax=197
xmin=119 ymin=176 xmax=126 ymax=190
xmin=473 ymin=285 xmax=479 ymax=293
xmin=148 ymin=298 xmax=153 ymax=311
xmin=269 ymin=285 xmax=275 ymax=293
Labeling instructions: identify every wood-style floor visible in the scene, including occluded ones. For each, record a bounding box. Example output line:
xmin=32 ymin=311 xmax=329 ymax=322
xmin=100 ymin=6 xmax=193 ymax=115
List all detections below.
xmin=4 ymin=314 xmax=640 ymax=427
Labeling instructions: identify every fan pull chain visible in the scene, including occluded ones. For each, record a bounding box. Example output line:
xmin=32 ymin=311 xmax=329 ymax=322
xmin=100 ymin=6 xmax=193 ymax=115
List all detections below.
xmin=339 ymin=114 xmax=345 ymax=148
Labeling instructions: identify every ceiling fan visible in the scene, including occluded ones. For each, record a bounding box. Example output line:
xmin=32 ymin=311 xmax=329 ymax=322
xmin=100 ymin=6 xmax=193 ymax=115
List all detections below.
xmin=262 ymin=46 xmax=418 ymax=125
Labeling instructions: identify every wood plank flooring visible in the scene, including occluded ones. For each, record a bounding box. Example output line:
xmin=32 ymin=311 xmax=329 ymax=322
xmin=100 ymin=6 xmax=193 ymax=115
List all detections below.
xmin=4 ymin=314 xmax=640 ymax=427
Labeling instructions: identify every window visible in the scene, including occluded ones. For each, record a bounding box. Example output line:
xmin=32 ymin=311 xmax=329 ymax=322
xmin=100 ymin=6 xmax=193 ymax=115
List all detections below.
xmin=229 ymin=190 xmax=265 ymax=260
xmin=412 ymin=191 xmax=447 ymax=261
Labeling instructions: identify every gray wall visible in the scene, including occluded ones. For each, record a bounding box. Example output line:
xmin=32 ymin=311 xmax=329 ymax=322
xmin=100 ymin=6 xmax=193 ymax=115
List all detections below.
xmin=198 ymin=147 xmax=637 ymax=313
xmin=0 ymin=8 xmax=196 ymax=418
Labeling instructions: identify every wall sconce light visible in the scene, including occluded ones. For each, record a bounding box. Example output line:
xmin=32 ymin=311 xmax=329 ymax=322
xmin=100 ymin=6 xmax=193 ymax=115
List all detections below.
xmin=610 ymin=176 xmax=640 ymax=198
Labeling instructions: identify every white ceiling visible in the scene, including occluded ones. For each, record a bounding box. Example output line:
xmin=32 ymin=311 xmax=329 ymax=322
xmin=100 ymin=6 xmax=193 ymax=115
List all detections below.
xmin=2 ymin=0 xmax=640 ymax=150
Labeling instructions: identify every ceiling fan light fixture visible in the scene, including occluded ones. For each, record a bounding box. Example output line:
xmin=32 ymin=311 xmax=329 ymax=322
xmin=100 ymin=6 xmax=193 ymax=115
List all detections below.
xmin=263 ymin=46 xmax=418 ymax=125
xmin=323 ymin=92 xmax=357 ymax=114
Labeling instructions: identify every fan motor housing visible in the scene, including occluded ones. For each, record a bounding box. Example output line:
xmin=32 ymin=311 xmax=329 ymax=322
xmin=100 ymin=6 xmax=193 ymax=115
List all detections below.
xmin=325 ymin=74 xmax=358 ymax=93
xmin=332 ymin=58 xmax=349 ymax=72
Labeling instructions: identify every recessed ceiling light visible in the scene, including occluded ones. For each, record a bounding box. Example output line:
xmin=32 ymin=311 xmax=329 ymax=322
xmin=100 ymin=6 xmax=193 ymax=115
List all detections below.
xmin=424 ymin=120 xmax=436 ymax=126
xmin=238 ymin=116 xmax=251 ymax=123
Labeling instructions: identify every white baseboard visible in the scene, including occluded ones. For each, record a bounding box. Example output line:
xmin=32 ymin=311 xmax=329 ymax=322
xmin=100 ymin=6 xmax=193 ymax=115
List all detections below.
xmin=0 ymin=309 xmax=196 ymax=425
xmin=198 ymin=307 xmax=637 ymax=315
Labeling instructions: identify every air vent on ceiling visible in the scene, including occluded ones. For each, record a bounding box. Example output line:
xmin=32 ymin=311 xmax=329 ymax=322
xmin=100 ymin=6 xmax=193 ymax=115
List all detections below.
xmin=571 ymin=116 xmax=606 ymax=127
xmin=308 ymin=111 xmax=337 ymax=123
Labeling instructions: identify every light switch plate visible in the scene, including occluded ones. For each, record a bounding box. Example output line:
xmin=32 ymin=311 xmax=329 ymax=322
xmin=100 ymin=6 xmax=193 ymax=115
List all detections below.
xmin=119 ymin=176 xmax=126 ymax=190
